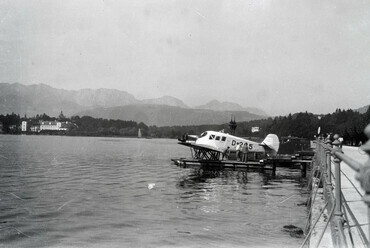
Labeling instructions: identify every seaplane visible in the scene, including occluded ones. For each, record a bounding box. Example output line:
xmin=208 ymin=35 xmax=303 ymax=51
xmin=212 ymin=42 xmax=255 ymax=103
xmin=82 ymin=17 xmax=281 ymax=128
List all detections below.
xmin=178 ymin=130 xmax=280 ymax=161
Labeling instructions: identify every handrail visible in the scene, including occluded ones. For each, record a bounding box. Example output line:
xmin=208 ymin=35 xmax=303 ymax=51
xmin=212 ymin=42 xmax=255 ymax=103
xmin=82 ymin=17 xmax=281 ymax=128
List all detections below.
xmin=334 ymin=152 xmax=361 ymax=172
xmin=319 ymin=143 xmax=362 ymax=172
xmin=305 ymin=123 xmax=370 ymax=248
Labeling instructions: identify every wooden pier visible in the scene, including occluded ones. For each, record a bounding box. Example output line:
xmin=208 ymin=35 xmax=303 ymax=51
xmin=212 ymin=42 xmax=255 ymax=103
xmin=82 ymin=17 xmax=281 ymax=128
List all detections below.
xmin=171 ymin=158 xmax=274 ymax=170
xmin=171 ymin=155 xmax=313 ymax=176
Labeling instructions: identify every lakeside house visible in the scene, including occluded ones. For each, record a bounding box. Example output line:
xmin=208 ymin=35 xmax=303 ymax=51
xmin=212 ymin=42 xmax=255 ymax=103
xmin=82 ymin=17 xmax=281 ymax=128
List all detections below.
xmin=23 ymin=120 xmax=76 ymax=133
xmin=21 ymin=121 xmax=27 ymax=132
xmin=40 ymin=121 xmax=64 ymax=131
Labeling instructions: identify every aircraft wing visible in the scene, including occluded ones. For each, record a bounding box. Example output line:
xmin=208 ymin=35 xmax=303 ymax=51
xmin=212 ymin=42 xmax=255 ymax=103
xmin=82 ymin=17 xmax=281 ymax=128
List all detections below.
xmin=177 ymin=141 xmax=195 ymax=147
xmin=178 ymin=141 xmax=225 ymax=153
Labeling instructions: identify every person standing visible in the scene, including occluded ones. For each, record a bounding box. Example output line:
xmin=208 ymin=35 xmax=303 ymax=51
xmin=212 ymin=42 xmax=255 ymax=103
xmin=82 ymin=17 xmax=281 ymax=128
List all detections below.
xmin=242 ymin=143 xmax=248 ymax=162
xmin=222 ymin=146 xmax=230 ymax=160
xmin=235 ymin=143 xmax=241 ymax=161
xmin=338 ymin=137 xmax=344 ymax=148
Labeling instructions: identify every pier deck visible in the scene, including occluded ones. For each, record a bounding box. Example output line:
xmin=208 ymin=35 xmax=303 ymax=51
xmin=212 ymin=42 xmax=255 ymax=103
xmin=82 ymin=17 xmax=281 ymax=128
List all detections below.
xmin=171 ymin=158 xmax=273 ymax=170
xmin=171 ymin=156 xmax=312 ymax=174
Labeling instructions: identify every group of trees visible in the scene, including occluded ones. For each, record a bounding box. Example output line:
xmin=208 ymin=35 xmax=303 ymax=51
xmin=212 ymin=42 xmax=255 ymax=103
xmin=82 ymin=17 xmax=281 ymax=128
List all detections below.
xmin=1 ymin=107 xmax=369 ymax=145
xmin=0 ymin=113 xmax=146 ymax=137
xmin=155 ymin=107 xmax=370 ymax=146
xmin=0 ymin=113 xmax=21 ymax=133
xmin=69 ymin=115 xmax=146 ymax=137
xmin=268 ymin=108 xmax=370 ymax=145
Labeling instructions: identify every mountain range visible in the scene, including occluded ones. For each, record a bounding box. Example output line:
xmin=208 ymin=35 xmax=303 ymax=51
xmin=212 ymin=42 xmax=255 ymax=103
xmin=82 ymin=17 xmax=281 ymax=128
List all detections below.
xmin=194 ymin=100 xmax=266 ymax=116
xmin=357 ymin=104 xmax=370 ymax=114
xmin=0 ymin=83 xmax=267 ymax=126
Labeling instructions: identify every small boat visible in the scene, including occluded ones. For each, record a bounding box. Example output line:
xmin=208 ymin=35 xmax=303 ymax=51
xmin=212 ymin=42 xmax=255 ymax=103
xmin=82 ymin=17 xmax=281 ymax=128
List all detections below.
xmin=138 ymin=128 xmax=142 ymax=138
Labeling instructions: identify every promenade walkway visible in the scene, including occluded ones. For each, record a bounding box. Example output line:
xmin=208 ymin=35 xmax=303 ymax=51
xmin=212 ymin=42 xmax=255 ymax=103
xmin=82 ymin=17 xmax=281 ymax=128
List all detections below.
xmin=338 ymin=146 xmax=368 ymax=247
xmin=307 ymin=144 xmax=369 ymax=248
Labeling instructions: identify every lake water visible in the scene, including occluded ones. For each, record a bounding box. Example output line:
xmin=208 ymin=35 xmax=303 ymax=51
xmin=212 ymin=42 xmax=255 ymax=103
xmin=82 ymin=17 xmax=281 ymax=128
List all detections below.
xmin=0 ymin=135 xmax=308 ymax=248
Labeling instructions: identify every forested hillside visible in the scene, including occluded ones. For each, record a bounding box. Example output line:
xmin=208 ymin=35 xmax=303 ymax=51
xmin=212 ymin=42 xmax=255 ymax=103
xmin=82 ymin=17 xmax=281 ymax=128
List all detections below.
xmin=152 ymin=107 xmax=370 ymax=145
xmin=1 ymin=107 xmax=369 ymax=145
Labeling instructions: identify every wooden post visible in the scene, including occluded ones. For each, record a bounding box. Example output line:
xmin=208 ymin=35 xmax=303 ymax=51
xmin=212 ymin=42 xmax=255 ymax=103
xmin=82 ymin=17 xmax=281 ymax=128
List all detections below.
xmin=301 ymin=162 xmax=306 ymax=178
xmin=260 ymin=160 xmax=265 ymax=172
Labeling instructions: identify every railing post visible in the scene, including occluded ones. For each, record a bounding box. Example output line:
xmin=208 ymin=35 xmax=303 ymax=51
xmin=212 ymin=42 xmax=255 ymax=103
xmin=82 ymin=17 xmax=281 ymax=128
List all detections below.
xmin=356 ymin=124 xmax=370 ymax=247
xmin=315 ymin=138 xmax=320 ymax=166
xmin=325 ymin=140 xmax=332 ymax=185
xmin=320 ymin=138 xmax=324 ymax=167
xmin=321 ymin=140 xmax=327 ymax=200
xmin=319 ymin=139 xmax=325 ymax=175
xmin=332 ymin=134 xmax=347 ymax=247
xmin=325 ymin=140 xmax=332 ymax=202
xmin=320 ymin=141 xmax=325 ymax=171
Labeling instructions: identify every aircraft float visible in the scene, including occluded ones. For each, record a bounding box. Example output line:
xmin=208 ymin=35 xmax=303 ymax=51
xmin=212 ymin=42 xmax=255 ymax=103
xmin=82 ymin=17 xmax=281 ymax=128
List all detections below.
xmin=178 ymin=130 xmax=280 ymax=161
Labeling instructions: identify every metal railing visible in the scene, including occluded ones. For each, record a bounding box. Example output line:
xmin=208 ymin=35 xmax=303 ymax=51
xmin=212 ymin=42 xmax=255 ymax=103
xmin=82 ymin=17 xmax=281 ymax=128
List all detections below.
xmin=301 ymin=124 xmax=370 ymax=248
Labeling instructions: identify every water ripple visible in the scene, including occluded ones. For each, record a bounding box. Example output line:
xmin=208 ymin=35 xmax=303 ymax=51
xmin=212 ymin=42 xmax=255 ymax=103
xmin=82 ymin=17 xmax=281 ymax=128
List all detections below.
xmin=0 ymin=135 xmax=307 ymax=248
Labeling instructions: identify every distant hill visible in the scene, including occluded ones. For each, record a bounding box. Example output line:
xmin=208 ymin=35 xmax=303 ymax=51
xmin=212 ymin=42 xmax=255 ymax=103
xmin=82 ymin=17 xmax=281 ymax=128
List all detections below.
xmin=141 ymin=96 xmax=189 ymax=108
xmin=72 ymin=88 xmax=138 ymax=107
xmin=194 ymin=100 xmax=267 ymax=116
xmin=0 ymin=83 xmax=266 ymax=126
xmin=0 ymin=83 xmax=89 ymax=116
xmin=75 ymin=104 xmax=264 ymax=126
xmin=0 ymin=83 xmax=141 ymax=116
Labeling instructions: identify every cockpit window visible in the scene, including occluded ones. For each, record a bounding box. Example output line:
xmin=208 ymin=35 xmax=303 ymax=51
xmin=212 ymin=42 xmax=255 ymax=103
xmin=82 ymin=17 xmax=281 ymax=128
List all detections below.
xmin=209 ymin=135 xmax=215 ymax=140
xmin=215 ymin=136 xmax=220 ymax=141
xmin=221 ymin=137 xmax=226 ymax=141
xmin=200 ymin=132 xmax=207 ymax=138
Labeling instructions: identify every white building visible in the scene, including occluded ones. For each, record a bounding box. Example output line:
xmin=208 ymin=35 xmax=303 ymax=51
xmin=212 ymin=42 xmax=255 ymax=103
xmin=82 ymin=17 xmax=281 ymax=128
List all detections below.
xmin=40 ymin=121 xmax=60 ymax=131
xmin=21 ymin=121 xmax=27 ymax=132
xmin=39 ymin=121 xmax=69 ymax=131
xmin=251 ymin=127 xmax=260 ymax=133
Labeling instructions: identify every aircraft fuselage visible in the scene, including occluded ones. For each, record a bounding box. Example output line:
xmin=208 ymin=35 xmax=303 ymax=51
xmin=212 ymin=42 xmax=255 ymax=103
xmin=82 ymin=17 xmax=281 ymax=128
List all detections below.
xmin=196 ymin=131 xmax=265 ymax=153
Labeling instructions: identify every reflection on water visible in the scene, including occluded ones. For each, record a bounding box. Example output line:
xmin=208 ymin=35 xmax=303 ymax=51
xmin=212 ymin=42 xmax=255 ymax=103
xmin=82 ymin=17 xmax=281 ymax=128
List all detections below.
xmin=0 ymin=135 xmax=308 ymax=248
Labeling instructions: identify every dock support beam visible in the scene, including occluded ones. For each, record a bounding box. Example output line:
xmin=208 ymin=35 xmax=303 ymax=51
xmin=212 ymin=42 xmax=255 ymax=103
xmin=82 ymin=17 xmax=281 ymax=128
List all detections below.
xmin=272 ymin=160 xmax=277 ymax=175
xmin=300 ymin=162 xmax=307 ymax=178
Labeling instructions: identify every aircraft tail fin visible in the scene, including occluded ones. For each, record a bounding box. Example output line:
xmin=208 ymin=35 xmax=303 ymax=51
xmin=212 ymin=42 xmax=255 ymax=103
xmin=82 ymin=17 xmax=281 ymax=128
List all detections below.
xmin=261 ymin=134 xmax=280 ymax=156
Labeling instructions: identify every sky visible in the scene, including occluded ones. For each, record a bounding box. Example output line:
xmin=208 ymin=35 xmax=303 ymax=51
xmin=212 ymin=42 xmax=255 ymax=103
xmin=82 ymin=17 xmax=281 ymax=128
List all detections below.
xmin=0 ymin=0 xmax=369 ymax=116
